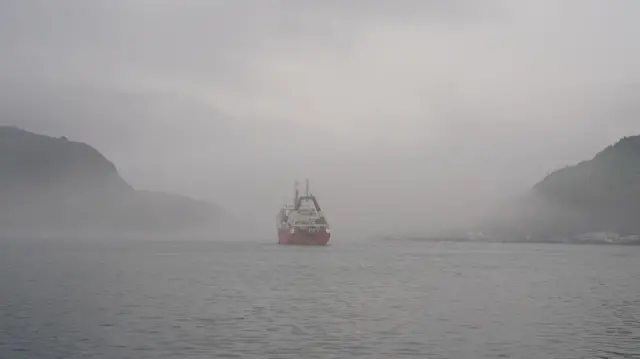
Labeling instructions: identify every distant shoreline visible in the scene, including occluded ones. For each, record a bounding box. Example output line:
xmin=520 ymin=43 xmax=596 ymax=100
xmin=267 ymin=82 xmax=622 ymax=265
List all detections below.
xmin=380 ymin=236 xmax=640 ymax=246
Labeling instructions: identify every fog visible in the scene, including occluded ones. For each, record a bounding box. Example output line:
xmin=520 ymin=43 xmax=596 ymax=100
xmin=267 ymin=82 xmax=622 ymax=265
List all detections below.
xmin=1 ymin=1 xmax=640 ymax=239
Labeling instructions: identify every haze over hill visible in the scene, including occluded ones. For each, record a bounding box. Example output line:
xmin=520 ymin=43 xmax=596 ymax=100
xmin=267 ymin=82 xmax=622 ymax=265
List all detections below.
xmin=479 ymin=135 xmax=640 ymax=241
xmin=532 ymin=136 xmax=640 ymax=235
xmin=1 ymin=1 xmax=640 ymax=239
xmin=0 ymin=126 xmax=237 ymax=238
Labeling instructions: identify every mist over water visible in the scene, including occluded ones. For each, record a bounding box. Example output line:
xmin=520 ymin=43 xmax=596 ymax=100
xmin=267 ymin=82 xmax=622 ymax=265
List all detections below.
xmin=1 ymin=2 xmax=640 ymax=358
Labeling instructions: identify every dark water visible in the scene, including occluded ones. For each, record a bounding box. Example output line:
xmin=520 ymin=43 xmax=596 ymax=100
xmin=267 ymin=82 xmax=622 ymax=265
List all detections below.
xmin=1 ymin=239 xmax=639 ymax=359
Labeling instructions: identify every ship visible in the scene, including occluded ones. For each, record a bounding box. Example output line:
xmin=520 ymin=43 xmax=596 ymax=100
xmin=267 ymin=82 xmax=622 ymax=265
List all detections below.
xmin=276 ymin=179 xmax=331 ymax=245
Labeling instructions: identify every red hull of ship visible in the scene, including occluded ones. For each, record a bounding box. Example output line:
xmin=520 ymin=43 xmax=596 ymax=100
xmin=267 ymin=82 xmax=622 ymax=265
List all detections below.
xmin=278 ymin=229 xmax=331 ymax=245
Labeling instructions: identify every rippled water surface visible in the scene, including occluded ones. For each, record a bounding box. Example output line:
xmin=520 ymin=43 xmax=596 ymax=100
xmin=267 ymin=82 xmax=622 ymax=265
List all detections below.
xmin=1 ymin=239 xmax=639 ymax=358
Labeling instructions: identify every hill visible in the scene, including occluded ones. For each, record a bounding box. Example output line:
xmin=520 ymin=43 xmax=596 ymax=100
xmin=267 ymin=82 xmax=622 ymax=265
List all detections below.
xmin=0 ymin=126 xmax=233 ymax=238
xmin=531 ymin=135 xmax=640 ymax=235
xmin=484 ymin=135 xmax=640 ymax=241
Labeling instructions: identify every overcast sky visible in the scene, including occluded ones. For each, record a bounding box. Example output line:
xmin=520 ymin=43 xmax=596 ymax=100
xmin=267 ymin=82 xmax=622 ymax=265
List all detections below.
xmin=1 ymin=0 xmax=639 ymax=238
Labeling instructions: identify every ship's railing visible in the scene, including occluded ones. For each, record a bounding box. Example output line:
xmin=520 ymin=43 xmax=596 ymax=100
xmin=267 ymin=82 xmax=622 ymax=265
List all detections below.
xmin=291 ymin=223 xmax=329 ymax=228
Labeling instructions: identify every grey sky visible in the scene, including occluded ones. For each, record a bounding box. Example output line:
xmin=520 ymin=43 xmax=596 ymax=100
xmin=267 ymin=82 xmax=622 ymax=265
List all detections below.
xmin=1 ymin=1 xmax=639 ymax=238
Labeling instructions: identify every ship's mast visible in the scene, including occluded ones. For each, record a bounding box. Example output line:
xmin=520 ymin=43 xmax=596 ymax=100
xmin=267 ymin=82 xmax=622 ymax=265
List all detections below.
xmin=294 ymin=180 xmax=299 ymax=204
xmin=305 ymin=178 xmax=309 ymax=196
